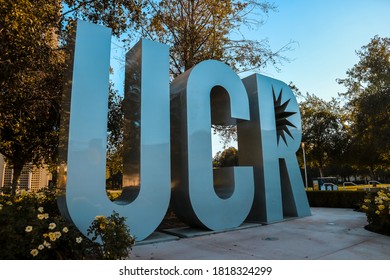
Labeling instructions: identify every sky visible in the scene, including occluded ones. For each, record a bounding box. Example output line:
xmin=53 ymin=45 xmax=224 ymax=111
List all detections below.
xmin=109 ymin=0 xmax=390 ymax=154
xmin=249 ymin=0 xmax=390 ymax=101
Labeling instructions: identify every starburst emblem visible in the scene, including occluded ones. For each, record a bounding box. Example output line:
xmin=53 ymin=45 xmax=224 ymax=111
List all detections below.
xmin=273 ymin=87 xmax=297 ymax=145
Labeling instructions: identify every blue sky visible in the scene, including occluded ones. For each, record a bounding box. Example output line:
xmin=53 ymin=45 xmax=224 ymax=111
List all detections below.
xmin=111 ymin=0 xmax=390 ymax=101
xmin=249 ymin=0 xmax=390 ymax=101
xmin=109 ymin=0 xmax=390 ymax=154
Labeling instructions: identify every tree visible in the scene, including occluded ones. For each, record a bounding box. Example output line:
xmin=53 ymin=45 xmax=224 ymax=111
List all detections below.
xmin=338 ymin=36 xmax=390 ymax=179
xmin=62 ymin=0 xmax=144 ymax=38
xmin=143 ymin=0 xmax=293 ymax=77
xmin=298 ymin=93 xmax=347 ymax=177
xmin=143 ymin=0 xmax=294 ymax=146
xmin=0 ymin=0 xmax=144 ymax=195
xmin=0 ymin=0 xmax=64 ymax=195
xmin=213 ymin=146 xmax=238 ymax=167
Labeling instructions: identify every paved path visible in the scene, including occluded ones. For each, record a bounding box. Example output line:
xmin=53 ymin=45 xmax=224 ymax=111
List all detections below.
xmin=130 ymin=208 xmax=390 ymax=260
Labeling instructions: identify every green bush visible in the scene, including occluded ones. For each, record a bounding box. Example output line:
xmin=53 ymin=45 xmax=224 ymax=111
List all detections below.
xmin=306 ymin=191 xmax=367 ymax=209
xmin=361 ymin=189 xmax=390 ymax=235
xmin=0 ymin=190 xmax=135 ymax=259
xmin=88 ymin=212 xmax=135 ymax=260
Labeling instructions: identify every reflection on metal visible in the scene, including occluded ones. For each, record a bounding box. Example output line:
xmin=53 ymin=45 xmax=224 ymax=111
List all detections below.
xmin=171 ymin=60 xmax=254 ymax=230
xmin=118 ymin=38 xmax=171 ymax=211
xmin=60 ymin=21 xmax=170 ymax=241
xmin=238 ymin=74 xmax=311 ymax=223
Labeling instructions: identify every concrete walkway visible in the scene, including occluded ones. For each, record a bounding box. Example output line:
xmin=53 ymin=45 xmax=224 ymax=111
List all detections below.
xmin=130 ymin=208 xmax=390 ymax=260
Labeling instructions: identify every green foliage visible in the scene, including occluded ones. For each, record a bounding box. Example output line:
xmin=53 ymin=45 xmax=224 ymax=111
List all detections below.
xmin=0 ymin=1 xmax=144 ymax=194
xmin=0 ymin=190 xmax=90 ymax=259
xmin=87 ymin=212 xmax=135 ymax=260
xmin=338 ymin=36 xmax=390 ymax=100
xmin=294 ymin=35 xmax=390 ymax=181
xmin=213 ymin=146 xmax=238 ymax=168
xmin=306 ymin=191 xmax=367 ymax=209
xmin=361 ymin=189 xmax=390 ymax=235
xmin=298 ymin=93 xmax=348 ymax=177
xmin=0 ymin=0 xmax=65 ymax=193
xmin=143 ymin=0 xmax=295 ymax=145
xmin=337 ymin=36 xmax=390 ymax=177
xmin=63 ymin=0 xmax=144 ymax=38
xmin=144 ymin=0 xmax=292 ymax=77
xmin=0 ymin=190 xmax=135 ymax=259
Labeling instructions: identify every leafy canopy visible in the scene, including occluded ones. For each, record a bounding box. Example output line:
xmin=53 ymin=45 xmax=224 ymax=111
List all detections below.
xmin=143 ymin=0 xmax=293 ymax=77
xmin=0 ymin=0 xmax=144 ymax=194
xmin=0 ymin=0 xmax=64 ymax=183
xmin=298 ymin=92 xmax=347 ymax=177
xmin=338 ymin=36 xmax=390 ymax=174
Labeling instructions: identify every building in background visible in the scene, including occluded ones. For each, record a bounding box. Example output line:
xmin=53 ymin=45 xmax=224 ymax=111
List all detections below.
xmin=0 ymin=154 xmax=52 ymax=192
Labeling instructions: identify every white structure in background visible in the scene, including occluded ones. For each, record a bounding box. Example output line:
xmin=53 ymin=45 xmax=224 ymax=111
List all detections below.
xmin=0 ymin=154 xmax=52 ymax=192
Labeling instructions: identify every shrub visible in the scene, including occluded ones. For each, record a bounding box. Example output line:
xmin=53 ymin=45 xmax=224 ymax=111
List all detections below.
xmin=88 ymin=212 xmax=135 ymax=260
xmin=0 ymin=190 xmax=135 ymax=259
xmin=361 ymin=189 xmax=390 ymax=235
xmin=306 ymin=191 xmax=367 ymax=209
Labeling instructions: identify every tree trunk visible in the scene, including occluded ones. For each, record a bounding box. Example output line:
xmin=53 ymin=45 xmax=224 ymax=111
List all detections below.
xmin=11 ymin=163 xmax=23 ymax=197
xmin=369 ymin=165 xmax=376 ymax=180
xmin=50 ymin=170 xmax=57 ymax=189
xmin=319 ymin=167 xmax=324 ymax=178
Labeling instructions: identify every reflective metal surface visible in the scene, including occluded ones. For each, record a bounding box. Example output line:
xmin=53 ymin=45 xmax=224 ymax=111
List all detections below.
xmin=61 ymin=21 xmax=309 ymax=240
xmin=171 ymin=60 xmax=254 ymax=230
xmin=61 ymin=21 xmax=170 ymax=241
xmin=238 ymin=74 xmax=311 ymax=223
xmin=60 ymin=20 xmax=112 ymax=237
xmin=118 ymin=38 xmax=171 ymax=239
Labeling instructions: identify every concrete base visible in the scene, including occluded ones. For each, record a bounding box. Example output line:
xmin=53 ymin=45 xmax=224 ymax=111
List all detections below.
xmin=161 ymin=223 xmax=261 ymax=238
xmin=136 ymin=232 xmax=179 ymax=246
xmin=130 ymin=208 xmax=390 ymax=260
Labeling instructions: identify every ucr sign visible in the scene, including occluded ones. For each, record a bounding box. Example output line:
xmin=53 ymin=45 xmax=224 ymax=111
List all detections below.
xmin=59 ymin=20 xmax=311 ymax=241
